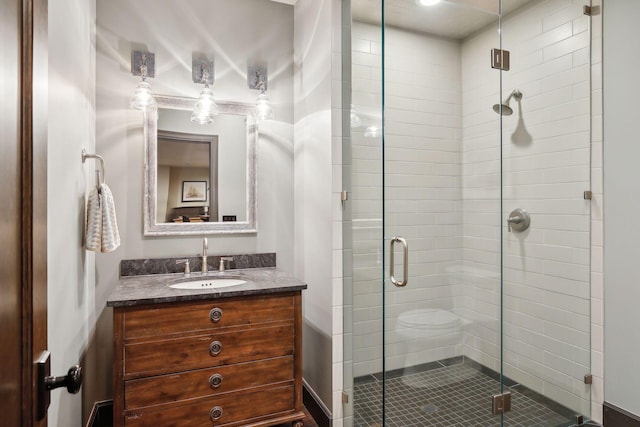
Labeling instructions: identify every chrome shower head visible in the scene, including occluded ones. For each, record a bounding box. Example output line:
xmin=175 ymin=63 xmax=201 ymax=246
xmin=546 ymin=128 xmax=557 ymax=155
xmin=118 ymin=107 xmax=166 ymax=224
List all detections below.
xmin=493 ymin=89 xmax=522 ymax=116
xmin=493 ymin=103 xmax=513 ymax=115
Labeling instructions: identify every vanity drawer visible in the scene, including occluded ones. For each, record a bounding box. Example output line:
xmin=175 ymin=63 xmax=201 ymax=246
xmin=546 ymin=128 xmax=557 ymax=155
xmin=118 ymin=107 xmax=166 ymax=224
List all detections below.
xmin=124 ymin=356 xmax=294 ymax=410
xmin=123 ymin=294 xmax=294 ymax=339
xmin=124 ymin=384 xmax=295 ymax=427
xmin=124 ymin=324 xmax=294 ymax=378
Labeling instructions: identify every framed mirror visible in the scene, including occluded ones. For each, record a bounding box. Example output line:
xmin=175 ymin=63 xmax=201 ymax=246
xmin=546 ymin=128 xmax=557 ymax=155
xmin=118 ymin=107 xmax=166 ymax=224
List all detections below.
xmin=144 ymin=95 xmax=257 ymax=235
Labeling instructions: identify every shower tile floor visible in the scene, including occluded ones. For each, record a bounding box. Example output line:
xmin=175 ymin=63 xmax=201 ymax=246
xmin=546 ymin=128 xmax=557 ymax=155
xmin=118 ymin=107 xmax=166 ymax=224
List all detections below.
xmin=354 ymin=357 xmax=579 ymax=427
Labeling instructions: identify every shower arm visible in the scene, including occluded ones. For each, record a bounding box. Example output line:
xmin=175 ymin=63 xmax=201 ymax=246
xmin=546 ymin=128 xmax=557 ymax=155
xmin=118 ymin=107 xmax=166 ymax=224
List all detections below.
xmin=503 ymin=89 xmax=522 ymax=105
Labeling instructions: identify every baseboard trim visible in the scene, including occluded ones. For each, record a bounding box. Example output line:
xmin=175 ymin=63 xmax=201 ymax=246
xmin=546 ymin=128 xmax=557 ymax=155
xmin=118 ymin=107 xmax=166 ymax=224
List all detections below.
xmin=303 ymin=380 xmax=331 ymax=427
xmin=86 ymin=400 xmax=113 ymax=427
xmin=604 ymin=402 xmax=640 ymax=426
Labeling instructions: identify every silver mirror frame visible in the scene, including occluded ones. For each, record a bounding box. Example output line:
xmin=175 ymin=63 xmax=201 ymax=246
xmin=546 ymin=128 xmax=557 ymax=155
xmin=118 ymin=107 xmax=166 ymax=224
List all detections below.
xmin=143 ymin=95 xmax=257 ymax=236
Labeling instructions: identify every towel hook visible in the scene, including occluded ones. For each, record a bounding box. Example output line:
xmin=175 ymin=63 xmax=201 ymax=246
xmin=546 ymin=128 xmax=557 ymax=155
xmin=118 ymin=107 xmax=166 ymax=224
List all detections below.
xmin=81 ymin=149 xmax=106 ymax=189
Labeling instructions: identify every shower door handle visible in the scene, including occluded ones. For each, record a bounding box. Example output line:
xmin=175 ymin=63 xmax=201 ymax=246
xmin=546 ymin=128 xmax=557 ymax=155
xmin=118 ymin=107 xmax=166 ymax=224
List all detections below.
xmin=390 ymin=236 xmax=408 ymax=287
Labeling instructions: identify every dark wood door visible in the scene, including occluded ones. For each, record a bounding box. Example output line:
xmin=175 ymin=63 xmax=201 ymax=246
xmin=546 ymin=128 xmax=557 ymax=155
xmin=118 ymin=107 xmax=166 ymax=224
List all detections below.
xmin=0 ymin=0 xmax=24 ymax=422
xmin=0 ymin=0 xmax=48 ymax=425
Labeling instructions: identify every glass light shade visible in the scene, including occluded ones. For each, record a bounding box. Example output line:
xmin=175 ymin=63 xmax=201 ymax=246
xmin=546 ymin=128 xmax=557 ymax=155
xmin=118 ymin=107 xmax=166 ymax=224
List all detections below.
xmin=254 ymin=92 xmax=274 ymax=121
xmin=419 ymin=0 xmax=441 ymax=5
xmin=364 ymin=125 xmax=381 ymax=138
xmin=191 ymin=86 xmax=219 ymax=125
xmin=130 ymin=80 xmax=157 ymax=111
xmin=350 ymin=107 xmax=362 ymax=128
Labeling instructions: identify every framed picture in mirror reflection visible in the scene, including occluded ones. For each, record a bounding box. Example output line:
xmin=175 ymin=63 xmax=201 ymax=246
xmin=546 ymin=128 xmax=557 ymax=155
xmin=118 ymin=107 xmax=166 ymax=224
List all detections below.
xmin=182 ymin=181 xmax=207 ymax=202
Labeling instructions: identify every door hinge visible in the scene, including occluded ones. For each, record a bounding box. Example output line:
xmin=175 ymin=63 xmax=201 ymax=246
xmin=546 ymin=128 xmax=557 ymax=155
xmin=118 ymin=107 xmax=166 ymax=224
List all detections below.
xmin=492 ymin=392 xmax=512 ymax=415
xmin=584 ymin=190 xmax=592 ymax=200
xmin=583 ymin=5 xmax=600 ymax=16
xmin=342 ymin=390 xmax=349 ymax=404
xmin=491 ymin=48 xmax=510 ymax=71
xmin=584 ymin=374 xmax=593 ymax=384
xmin=341 ymin=190 xmax=349 ymax=202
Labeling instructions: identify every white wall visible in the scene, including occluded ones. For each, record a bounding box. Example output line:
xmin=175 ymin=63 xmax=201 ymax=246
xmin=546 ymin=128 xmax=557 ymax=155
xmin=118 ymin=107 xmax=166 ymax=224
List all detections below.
xmin=95 ymin=0 xmax=295 ymax=408
xmin=603 ymin=0 xmax=640 ymax=418
xmin=47 ymin=0 xmax=99 ymax=425
xmin=95 ymin=0 xmax=294 ymax=272
xmin=293 ymin=0 xmax=344 ymax=417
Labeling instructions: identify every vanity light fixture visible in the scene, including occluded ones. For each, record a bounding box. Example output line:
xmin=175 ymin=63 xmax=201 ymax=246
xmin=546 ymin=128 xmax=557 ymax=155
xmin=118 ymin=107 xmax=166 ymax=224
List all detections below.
xmin=248 ymin=65 xmax=274 ymax=121
xmin=191 ymin=59 xmax=219 ymax=125
xmin=130 ymin=51 xmax=157 ymax=111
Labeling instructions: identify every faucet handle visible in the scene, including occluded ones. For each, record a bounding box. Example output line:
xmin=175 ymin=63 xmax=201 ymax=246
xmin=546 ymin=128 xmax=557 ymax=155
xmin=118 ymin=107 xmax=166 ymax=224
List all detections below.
xmin=218 ymin=257 xmax=234 ymax=272
xmin=506 ymin=208 xmax=530 ymax=233
xmin=176 ymin=259 xmax=190 ymax=274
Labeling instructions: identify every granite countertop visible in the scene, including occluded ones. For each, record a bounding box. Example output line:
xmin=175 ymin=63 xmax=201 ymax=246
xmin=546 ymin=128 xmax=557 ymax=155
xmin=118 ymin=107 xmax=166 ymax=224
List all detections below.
xmin=106 ymin=267 xmax=307 ymax=307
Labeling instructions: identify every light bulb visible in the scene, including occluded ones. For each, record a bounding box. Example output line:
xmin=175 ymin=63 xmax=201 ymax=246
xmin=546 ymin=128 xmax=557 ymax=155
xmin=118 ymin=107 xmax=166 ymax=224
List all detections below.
xmin=255 ymin=92 xmax=274 ymax=121
xmin=364 ymin=126 xmax=381 ymax=138
xmin=130 ymin=80 xmax=157 ymax=111
xmin=191 ymin=86 xmax=219 ymax=125
xmin=419 ymin=0 xmax=441 ymax=5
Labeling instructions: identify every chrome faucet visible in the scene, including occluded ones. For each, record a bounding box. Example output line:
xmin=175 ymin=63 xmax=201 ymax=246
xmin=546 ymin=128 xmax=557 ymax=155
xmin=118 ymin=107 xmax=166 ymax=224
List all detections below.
xmin=201 ymin=237 xmax=209 ymax=273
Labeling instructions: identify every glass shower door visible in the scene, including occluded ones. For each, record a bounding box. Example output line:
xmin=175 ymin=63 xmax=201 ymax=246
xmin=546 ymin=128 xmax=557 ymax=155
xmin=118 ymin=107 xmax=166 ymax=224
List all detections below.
xmin=380 ymin=1 xmax=504 ymax=425
xmin=346 ymin=0 xmax=591 ymax=425
xmin=500 ymin=0 xmax=593 ymax=424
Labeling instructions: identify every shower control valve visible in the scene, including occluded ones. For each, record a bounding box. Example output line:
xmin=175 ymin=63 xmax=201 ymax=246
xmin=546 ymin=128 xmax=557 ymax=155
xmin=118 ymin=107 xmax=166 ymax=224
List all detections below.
xmin=507 ymin=208 xmax=530 ymax=232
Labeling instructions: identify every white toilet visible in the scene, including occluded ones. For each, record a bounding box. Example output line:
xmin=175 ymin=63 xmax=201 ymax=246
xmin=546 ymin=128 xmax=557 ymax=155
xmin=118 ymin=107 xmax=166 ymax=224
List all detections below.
xmin=396 ymin=308 xmax=463 ymax=339
xmin=394 ymin=308 xmax=467 ymax=384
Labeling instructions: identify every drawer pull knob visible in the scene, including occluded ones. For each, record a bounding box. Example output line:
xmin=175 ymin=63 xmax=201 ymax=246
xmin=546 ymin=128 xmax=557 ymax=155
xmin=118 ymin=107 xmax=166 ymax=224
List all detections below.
xmin=209 ymin=308 xmax=223 ymax=323
xmin=209 ymin=373 xmax=223 ymax=388
xmin=209 ymin=406 xmax=223 ymax=421
xmin=209 ymin=341 xmax=222 ymax=356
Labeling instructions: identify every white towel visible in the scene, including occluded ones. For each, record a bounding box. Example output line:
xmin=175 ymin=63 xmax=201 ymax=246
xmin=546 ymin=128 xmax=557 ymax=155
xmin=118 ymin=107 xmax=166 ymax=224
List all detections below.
xmin=85 ymin=184 xmax=121 ymax=253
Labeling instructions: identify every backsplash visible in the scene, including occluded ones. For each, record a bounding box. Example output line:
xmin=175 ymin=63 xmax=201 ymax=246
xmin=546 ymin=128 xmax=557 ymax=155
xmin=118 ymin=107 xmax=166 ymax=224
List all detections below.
xmin=120 ymin=253 xmax=277 ymax=277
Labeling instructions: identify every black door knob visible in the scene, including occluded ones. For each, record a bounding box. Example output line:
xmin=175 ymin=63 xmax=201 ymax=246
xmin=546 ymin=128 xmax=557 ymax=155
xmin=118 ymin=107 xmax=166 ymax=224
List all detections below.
xmin=36 ymin=351 xmax=83 ymax=420
xmin=45 ymin=365 xmax=83 ymax=394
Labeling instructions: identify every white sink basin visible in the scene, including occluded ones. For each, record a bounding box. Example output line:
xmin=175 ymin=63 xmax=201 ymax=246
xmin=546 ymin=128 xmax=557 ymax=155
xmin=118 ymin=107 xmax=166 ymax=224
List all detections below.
xmin=169 ymin=278 xmax=246 ymax=290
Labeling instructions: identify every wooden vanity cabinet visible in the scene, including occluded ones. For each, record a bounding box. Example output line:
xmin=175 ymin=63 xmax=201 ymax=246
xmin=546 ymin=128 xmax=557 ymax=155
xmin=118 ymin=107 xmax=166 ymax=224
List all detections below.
xmin=112 ymin=291 xmax=305 ymax=427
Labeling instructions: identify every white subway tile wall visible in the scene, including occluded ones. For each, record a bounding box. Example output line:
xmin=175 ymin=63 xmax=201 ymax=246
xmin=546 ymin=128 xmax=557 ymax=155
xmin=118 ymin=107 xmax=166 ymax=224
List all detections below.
xmin=351 ymin=20 xmax=464 ymax=378
xmin=491 ymin=1 xmax=591 ymax=415
xmin=350 ymin=20 xmax=384 ymax=379
xmin=349 ymin=0 xmax=594 ymax=418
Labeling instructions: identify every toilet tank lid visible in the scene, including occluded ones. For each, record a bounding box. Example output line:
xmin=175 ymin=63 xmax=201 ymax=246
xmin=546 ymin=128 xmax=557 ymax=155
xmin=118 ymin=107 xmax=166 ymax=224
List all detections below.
xmin=397 ymin=309 xmax=461 ymax=329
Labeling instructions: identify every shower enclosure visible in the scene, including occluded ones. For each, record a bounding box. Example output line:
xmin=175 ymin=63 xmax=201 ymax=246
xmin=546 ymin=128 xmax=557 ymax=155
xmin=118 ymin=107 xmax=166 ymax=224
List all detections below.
xmin=343 ymin=0 xmax=592 ymax=425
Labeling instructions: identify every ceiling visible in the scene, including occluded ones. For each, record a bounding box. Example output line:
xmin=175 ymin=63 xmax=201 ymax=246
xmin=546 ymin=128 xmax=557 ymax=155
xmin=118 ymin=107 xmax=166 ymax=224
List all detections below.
xmin=352 ymin=0 xmax=533 ymax=39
